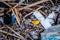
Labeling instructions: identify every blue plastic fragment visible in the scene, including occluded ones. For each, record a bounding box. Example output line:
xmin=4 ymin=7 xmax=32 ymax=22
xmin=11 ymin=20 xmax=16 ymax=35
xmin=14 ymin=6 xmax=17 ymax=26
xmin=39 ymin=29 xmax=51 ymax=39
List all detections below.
xmin=11 ymin=14 xmax=15 ymax=26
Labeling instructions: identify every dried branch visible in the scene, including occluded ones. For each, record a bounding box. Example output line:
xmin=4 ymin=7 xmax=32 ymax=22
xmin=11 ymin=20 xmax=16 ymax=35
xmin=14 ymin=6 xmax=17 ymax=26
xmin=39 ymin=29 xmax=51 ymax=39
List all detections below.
xmin=3 ymin=2 xmax=12 ymax=8
xmin=39 ymin=10 xmax=48 ymax=16
xmin=5 ymin=25 xmax=25 ymax=40
xmin=0 ymin=0 xmax=15 ymax=2
xmin=19 ymin=0 xmax=48 ymax=10
xmin=6 ymin=0 xmax=25 ymax=14
xmin=0 ymin=30 xmax=20 ymax=39
xmin=12 ymin=8 xmax=21 ymax=25
xmin=23 ymin=6 xmax=44 ymax=18
xmin=0 ymin=27 xmax=4 ymax=29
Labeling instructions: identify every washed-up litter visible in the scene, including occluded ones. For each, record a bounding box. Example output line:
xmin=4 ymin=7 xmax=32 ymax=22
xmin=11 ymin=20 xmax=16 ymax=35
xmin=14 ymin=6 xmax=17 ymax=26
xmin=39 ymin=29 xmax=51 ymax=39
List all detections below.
xmin=0 ymin=0 xmax=60 ymax=40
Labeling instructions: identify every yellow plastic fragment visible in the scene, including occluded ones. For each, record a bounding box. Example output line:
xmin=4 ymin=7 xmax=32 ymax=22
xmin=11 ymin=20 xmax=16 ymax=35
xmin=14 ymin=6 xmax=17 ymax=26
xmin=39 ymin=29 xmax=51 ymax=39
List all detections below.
xmin=31 ymin=20 xmax=40 ymax=25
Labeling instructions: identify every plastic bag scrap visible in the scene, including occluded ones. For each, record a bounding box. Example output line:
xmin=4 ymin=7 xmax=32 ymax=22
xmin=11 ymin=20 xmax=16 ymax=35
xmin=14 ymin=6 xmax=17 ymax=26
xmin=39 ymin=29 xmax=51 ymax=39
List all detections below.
xmin=41 ymin=32 xmax=60 ymax=40
xmin=41 ymin=25 xmax=60 ymax=40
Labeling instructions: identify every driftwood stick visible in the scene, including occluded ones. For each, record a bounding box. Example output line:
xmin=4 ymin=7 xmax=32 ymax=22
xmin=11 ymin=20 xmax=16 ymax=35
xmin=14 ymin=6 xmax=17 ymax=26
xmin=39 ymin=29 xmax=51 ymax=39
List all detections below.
xmin=0 ymin=13 xmax=4 ymax=16
xmin=17 ymin=7 xmax=33 ymax=11
xmin=19 ymin=0 xmax=48 ymax=10
xmin=5 ymin=25 xmax=25 ymax=40
xmin=23 ymin=6 xmax=44 ymax=18
xmin=26 ymin=24 xmax=44 ymax=33
xmin=3 ymin=2 xmax=12 ymax=8
xmin=0 ymin=0 xmax=15 ymax=2
xmin=0 ymin=27 xmax=4 ymax=29
xmin=6 ymin=0 xmax=25 ymax=14
xmin=39 ymin=10 xmax=48 ymax=16
xmin=6 ymin=0 xmax=48 ymax=14
xmin=50 ymin=0 xmax=54 ymax=6
xmin=0 ymin=30 xmax=20 ymax=39
xmin=3 ymin=2 xmax=21 ymax=25
xmin=12 ymin=8 xmax=21 ymax=25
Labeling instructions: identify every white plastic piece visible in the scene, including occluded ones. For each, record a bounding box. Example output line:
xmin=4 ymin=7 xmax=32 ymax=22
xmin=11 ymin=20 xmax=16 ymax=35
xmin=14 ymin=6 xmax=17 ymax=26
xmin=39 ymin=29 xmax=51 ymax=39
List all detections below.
xmin=33 ymin=11 xmax=55 ymax=29
xmin=41 ymin=20 xmax=51 ymax=29
xmin=46 ymin=12 xmax=55 ymax=24
xmin=48 ymin=12 xmax=55 ymax=18
xmin=33 ymin=11 xmax=45 ymax=21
